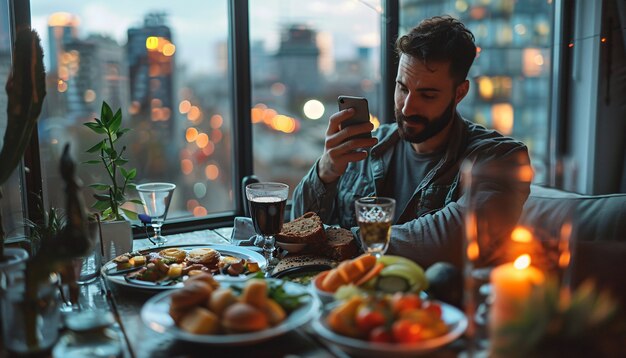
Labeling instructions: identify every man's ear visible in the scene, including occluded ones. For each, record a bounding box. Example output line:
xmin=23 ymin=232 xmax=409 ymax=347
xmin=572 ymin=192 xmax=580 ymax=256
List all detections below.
xmin=455 ymin=80 xmax=469 ymax=104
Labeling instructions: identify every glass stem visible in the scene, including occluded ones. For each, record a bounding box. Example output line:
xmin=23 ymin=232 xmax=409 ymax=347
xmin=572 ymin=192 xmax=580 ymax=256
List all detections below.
xmin=263 ymin=235 xmax=275 ymax=259
xmin=153 ymin=224 xmax=161 ymax=238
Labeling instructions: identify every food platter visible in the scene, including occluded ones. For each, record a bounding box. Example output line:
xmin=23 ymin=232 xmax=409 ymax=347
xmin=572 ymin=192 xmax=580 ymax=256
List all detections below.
xmin=101 ymin=244 xmax=266 ymax=290
xmin=311 ymin=300 xmax=467 ymax=356
xmin=140 ymin=278 xmax=320 ymax=345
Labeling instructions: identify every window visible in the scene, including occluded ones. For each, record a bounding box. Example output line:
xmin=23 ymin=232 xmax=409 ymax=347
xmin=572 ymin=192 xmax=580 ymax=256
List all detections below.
xmin=31 ymin=1 xmax=235 ymax=222
xmin=19 ymin=0 xmax=560 ymax=232
xmin=399 ymin=0 xmax=555 ymax=183
xmin=0 ymin=0 xmax=26 ymax=241
xmin=249 ymin=0 xmax=383 ymax=194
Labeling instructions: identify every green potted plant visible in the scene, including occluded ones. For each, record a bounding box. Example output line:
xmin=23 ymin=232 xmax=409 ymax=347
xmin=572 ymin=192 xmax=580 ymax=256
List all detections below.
xmin=0 ymin=28 xmax=45 ymax=275
xmin=83 ymin=101 xmax=139 ymax=260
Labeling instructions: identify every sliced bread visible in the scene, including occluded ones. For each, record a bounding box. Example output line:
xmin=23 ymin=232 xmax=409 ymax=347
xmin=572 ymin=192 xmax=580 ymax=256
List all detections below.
xmin=276 ymin=212 xmax=326 ymax=244
xmin=323 ymin=227 xmax=359 ymax=261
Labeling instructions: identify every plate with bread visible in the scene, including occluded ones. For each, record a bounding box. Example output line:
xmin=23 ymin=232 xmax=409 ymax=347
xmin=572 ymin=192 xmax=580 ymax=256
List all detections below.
xmin=141 ymin=273 xmax=320 ymax=345
xmin=275 ymin=212 xmax=358 ymax=259
xmin=102 ymin=244 xmax=266 ymax=290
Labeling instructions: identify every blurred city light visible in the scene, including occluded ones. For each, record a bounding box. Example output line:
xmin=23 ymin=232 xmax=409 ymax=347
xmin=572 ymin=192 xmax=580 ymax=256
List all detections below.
xmin=303 ymin=99 xmax=325 ymax=120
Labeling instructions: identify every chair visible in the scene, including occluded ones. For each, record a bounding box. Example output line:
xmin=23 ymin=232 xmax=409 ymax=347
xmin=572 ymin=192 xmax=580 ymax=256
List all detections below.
xmin=241 ymin=175 xmax=259 ymax=217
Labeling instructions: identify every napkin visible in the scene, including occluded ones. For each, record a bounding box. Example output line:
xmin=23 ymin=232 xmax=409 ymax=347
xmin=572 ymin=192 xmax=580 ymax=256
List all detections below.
xmin=231 ymin=217 xmax=262 ymax=247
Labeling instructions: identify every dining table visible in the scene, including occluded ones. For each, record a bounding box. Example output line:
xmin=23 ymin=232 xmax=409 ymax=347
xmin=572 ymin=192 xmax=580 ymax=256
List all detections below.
xmin=52 ymin=227 xmax=466 ymax=358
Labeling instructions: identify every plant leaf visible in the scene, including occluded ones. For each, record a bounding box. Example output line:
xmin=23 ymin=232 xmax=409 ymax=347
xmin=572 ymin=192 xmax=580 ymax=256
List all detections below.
xmin=129 ymin=199 xmax=143 ymax=205
xmin=109 ymin=109 xmax=122 ymax=133
xmin=120 ymin=167 xmax=128 ymax=178
xmin=93 ymin=193 xmax=111 ymax=201
xmin=82 ymin=160 xmax=101 ymax=165
xmin=114 ymin=158 xmax=128 ymax=166
xmin=89 ymin=183 xmax=110 ymax=191
xmin=91 ymin=200 xmax=110 ymax=211
xmin=121 ymin=208 xmax=138 ymax=221
xmin=116 ymin=128 xmax=131 ymax=139
xmin=86 ymin=140 xmax=106 ymax=153
xmin=83 ymin=122 xmax=106 ymax=134
xmin=127 ymin=168 xmax=137 ymax=180
xmin=101 ymin=101 xmax=113 ymax=126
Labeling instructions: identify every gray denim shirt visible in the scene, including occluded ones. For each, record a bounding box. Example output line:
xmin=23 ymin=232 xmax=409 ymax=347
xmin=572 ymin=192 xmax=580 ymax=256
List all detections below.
xmin=291 ymin=114 xmax=530 ymax=268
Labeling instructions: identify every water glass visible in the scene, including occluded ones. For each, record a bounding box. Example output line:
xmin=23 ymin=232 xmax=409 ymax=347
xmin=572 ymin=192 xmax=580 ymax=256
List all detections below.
xmin=73 ymin=232 xmax=102 ymax=285
xmin=136 ymin=182 xmax=176 ymax=246
xmin=355 ymin=197 xmax=395 ymax=258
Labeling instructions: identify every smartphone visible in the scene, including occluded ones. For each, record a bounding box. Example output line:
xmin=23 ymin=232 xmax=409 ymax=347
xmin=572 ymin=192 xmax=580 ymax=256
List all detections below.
xmin=337 ymin=95 xmax=372 ymax=139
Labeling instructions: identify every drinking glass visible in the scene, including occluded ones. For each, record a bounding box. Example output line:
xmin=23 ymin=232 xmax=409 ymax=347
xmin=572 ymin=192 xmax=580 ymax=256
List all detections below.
xmin=355 ymin=197 xmax=395 ymax=258
xmin=136 ymin=182 xmax=176 ymax=246
xmin=245 ymin=182 xmax=289 ymax=273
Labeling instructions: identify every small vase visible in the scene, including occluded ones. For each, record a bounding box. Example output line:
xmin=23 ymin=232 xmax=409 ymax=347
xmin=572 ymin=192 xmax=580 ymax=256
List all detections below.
xmin=0 ymin=272 xmax=61 ymax=354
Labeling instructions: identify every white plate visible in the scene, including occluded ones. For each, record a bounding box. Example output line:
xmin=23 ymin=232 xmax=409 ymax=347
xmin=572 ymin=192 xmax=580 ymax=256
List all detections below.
xmin=101 ymin=244 xmax=266 ymax=291
xmin=275 ymin=241 xmax=307 ymax=253
xmin=140 ymin=278 xmax=320 ymax=345
xmin=311 ymin=300 xmax=467 ymax=356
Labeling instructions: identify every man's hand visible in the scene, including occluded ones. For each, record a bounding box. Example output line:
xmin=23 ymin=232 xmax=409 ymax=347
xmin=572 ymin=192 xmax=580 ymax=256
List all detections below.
xmin=317 ymin=108 xmax=378 ymax=184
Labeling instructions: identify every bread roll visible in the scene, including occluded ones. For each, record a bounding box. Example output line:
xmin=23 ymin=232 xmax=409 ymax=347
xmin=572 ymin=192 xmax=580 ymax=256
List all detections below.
xmin=170 ymin=281 xmax=213 ymax=310
xmin=187 ymin=248 xmax=221 ymax=268
xmin=242 ymin=279 xmax=268 ymax=310
xmin=264 ymin=298 xmax=287 ymax=326
xmin=159 ymin=248 xmax=187 ymax=263
xmin=208 ymin=288 xmax=238 ymax=317
xmin=179 ymin=307 xmax=220 ymax=334
xmin=223 ymin=303 xmax=268 ymax=333
xmin=184 ymin=271 xmax=219 ymax=290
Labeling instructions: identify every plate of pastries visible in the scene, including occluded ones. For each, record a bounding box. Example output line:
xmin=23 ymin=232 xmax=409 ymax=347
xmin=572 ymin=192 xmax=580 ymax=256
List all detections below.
xmin=140 ymin=273 xmax=320 ymax=345
xmin=101 ymin=245 xmax=266 ymax=290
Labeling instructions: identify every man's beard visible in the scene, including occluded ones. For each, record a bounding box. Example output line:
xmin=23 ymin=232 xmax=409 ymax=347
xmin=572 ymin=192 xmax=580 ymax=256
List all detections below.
xmin=395 ymin=99 xmax=456 ymax=143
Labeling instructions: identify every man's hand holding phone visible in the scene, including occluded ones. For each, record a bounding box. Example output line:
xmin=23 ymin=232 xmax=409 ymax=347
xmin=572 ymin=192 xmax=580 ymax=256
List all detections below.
xmin=317 ymin=96 xmax=378 ymax=184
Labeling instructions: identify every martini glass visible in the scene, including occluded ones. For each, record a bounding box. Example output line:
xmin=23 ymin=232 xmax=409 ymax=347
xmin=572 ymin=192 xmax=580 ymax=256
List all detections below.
xmin=136 ymin=182 xmax=176 ymax=246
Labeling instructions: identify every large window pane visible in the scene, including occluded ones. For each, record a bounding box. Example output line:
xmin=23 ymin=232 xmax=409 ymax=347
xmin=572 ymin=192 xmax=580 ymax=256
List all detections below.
xmin=0 ymin=0 xmax=26 ymax=240
xmin=31 ymin=1 xmax=234 ymax=221
xmin=249 ymin=0 xmax=382 ymax=192
xmin=400 ymin=0 xmax=554 ymax=183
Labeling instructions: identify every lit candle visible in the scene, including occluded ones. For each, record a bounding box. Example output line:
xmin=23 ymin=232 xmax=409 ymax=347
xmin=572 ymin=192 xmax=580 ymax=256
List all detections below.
xmin=489 ymin=254 xmax=545 ymax=331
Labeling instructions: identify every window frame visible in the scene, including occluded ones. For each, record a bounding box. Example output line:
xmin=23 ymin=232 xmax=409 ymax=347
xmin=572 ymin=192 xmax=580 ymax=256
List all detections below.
xmin=15 ymin=0 xmax=569 ymax=236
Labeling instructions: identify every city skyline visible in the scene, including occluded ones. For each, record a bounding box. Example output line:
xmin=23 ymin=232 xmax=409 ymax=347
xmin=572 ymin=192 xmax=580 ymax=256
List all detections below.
xmin=31 ymin=0 xmax=382 ymax=75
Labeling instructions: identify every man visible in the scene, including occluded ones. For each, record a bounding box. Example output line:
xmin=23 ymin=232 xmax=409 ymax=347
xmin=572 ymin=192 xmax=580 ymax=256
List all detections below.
xmin=291 ymin=16 xmax=530 ymax=268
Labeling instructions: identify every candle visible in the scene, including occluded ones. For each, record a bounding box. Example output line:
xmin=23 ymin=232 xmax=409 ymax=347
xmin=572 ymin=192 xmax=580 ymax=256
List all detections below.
xmin=489 ymin=254 xmax=545 ymax=331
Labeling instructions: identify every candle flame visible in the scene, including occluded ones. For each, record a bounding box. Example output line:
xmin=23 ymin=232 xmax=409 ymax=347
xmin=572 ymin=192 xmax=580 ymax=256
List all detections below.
xmin=467 ymin=241 xmax=480 ymax=261
xmin=559 ymin=252 xmax=571 ymax=268
xmin=511 ymin=227 xmax=533 ymax=243
xmin=514 ymin=254 xmax=531 ymax=269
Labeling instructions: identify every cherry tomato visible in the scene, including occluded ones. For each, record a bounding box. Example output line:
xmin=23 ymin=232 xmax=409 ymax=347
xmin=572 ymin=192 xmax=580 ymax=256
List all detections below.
xmin=391 ymin=292 xmax=422 ymax=315
xmin=422 ymin=301 xmax=442 ymax=319
xmin=368 ymin=326 xmax=393 ymax=343
xmin=392 ymin=319 xmax=424 ymax=344
xmin=355 ymin=305 xmax=387 ymax=333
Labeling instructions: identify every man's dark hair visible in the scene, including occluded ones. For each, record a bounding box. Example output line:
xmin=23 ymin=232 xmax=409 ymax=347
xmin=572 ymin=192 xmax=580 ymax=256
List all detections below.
xmin=396 ymin=16 xmax=476 ymax=84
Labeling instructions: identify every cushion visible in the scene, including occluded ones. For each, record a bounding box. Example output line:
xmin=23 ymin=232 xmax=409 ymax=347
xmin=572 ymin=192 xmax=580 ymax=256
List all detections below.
xmin=519 ymin=185 xmax=626 ymax=242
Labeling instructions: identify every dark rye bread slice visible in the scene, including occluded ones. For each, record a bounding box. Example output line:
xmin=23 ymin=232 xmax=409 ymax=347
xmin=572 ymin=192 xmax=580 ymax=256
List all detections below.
xmin=271 ymin=255 xmax=335 ymax=276
xmin=323 ymin=227 xmax=359 ymax=261
xmin=276 ymin=212 xmax=326 ymax=244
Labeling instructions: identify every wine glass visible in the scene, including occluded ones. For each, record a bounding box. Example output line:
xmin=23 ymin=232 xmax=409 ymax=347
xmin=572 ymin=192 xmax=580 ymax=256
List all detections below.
xmin=136 ymin=182 xmax=176 ymax=246
xmin=355 ymin=197 xmax=395 ymax=258
xmin=245 ymin=182 xmax=289 ymax=274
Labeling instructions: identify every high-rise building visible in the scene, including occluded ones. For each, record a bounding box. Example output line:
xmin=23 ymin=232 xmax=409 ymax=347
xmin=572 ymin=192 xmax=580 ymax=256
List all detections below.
xmin=45 ymin=12 xmax=80 ymax=118
xmin=127 ymin=12 xmax=175 ymax=128
xmin=275 ymin=25 xmax=321 ymax=110
xmin=64 ymin=35 xmax=129 ymax=121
